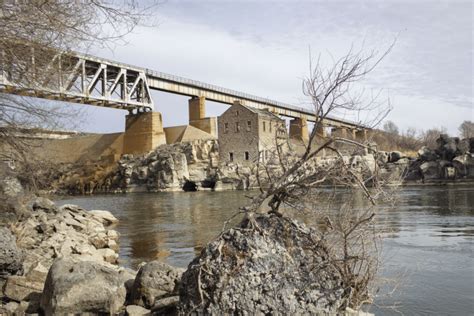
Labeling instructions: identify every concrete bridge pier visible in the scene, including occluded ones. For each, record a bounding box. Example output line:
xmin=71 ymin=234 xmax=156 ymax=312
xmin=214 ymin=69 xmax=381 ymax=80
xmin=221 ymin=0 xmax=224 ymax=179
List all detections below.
xmin=355 ymin=129 xmax=367 ymax=142
xmin=188 ymin=96 xmax=217 ymax=137
xmin=314 ymin=124 xmax=327 ymax=138
xmin=289 ymin=117 xmax=309 ymax=143
xmin=123 ymin=111 xmax=166 ymax=154
xmin=331 ymin=127 xmax=348 ymax=138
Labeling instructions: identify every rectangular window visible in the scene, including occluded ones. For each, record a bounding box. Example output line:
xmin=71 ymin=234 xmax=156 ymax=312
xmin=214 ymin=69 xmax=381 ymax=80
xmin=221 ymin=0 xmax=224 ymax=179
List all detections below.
xmin=263 ymin=121 xmax=266 ymax=132
xmin=235 ymin=122 xmax=240 ymax=132
xmin=245 ymin=151 xmax=249 ymax=161
xmin=247 ymin=120 xmax=251 ymax=131
xmin=269 ymin=122 xmax=272 ymax=132
xmin=235 ymin=110 xmax=239 ymax=116
xmin=224 ymin=122 xmax=229 ymax=133
xmin=229 ymin=152 xmax=234 ymax=162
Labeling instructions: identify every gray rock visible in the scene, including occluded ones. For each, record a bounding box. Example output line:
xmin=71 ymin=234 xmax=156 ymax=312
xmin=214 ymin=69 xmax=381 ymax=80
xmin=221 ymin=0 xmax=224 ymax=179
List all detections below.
xmin=126 ymin=304 xmax=151 ymax=316
xmin=420 ymin=161 xmax=441 ymax=180
xmin=388 ymin=151 xmax=403 ymax=163
xmin=40 ymin=259 xmax=126 ymax=315
xmin=3 ymin=275 xmax=43 ymax=302
xmin=178 ymin=214 xmax=347 ymax=315
xmin=130 ymin=261 xmax=184 ymax=308
xmin=32 ymin=197 xmax=57 ymax=213
xmin=418 ymin=146 xmax=438 ymax=161
xmin=453 ymin=154 xmax=474 ymax=178
xmin=0 ymin=176 xmax=23 ymax=198
xmin=89 ymin=210 xmax=119 ymax=226
xmin=0 ymin=227 xmax=23 ymax=278
xmin=2 ymin=301 xmax=19 ymax=314
xmin=152 ymin=296 xmax=179 ymax=314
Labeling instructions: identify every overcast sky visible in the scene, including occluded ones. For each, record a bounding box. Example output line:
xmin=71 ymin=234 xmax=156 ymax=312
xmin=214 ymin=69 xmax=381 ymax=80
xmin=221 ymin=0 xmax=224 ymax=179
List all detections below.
xmin=74 ymin=0 xmax=472 ymax=135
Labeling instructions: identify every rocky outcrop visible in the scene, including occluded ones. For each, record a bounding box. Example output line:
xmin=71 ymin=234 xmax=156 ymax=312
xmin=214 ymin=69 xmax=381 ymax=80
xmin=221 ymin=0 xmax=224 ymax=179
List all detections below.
xmin=372 ymin=135 xmax=474 ymax=184
xmin=178 ymin=214 xmax=348 ymax=315
xmin=1 ymin=197 xmax=120 ymax=313
xmin=415 ymin=135 xmax=474 ymax=182
xmin=110 ymin=139 xmax=219 ymax=192
xmin=129 ymin=261 xmax=184 ymax=310
xmin=12 ymin=198 xmax=120 ymax=273
xmin=40 ymin=258 xmax=127 ymax=315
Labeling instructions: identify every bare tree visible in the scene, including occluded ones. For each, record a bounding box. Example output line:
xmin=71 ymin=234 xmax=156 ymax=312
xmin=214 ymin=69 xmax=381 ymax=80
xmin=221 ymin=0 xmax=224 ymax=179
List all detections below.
xmin=383 ymin=120 xmax=399 ymax=136
xmin=0 ymin=0 xmax=158 ymax=187
xmin=227 ymin=44 xmax=397 ymax=310
xmin=419 ymin=127 xmax=448 ymax=149
xmin=459 ymin=120 xmax=474 ymax=139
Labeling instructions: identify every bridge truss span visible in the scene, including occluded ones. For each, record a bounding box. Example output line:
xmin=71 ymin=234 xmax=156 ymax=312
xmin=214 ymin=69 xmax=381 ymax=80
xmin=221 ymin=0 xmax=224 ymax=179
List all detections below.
xmin=0 ymin=45 xmax=153 ymax=111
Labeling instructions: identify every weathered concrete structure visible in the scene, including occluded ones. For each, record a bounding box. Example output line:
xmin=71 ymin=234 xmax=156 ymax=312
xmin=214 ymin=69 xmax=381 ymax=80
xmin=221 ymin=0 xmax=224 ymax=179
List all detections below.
xmin=331 ymin=127 xmax=348 ymax=139
xmin=164 ymin=125 xmax=215 ymax=144
xmin=123 ymin=112 xmax=166 ymax=155
xmin=188 ymin=97 xmax=217 ymax=137
xmin=289 ymin=118 xmax=309 ymax=143
xmin=0 ymin=47 xmax=369 ymax=155
xmin=218 ymin=101 xmax=285 ymax=164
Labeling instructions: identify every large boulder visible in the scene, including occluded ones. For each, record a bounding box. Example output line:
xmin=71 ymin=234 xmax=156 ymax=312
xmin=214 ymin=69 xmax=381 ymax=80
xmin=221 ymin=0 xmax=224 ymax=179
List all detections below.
xmin=129 ymin=261 xmax=184 ymax=308
xmin=388 ymin=151 xmax=403 ymax=163
xmin=420 ymin=161 xmax=441 ymax=180
xmin=418 ymin=146 xmax=438 ymax=162
xmin=453 ymin=154 xmax=474 ymax=178
xmin=40 ymin=259 xmax=127 ymax=315
xmin=0 ymin=227 xmax=23 ymax=279
xmin=178 ymin=214 xmax=347 ymax=315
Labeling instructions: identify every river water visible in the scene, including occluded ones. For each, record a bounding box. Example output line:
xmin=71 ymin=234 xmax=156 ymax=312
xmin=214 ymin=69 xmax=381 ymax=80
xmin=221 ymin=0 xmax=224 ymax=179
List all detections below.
xmin=57 ymin=186 xmax=474 ymax=315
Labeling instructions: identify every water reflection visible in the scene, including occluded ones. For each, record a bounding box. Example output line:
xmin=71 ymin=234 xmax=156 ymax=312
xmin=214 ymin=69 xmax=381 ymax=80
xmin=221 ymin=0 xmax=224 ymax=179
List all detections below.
xmin=57 ymin=185 xmax=474 ymax=315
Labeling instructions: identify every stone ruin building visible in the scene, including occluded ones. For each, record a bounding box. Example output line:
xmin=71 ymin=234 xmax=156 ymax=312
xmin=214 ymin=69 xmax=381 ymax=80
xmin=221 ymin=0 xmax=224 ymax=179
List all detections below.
xmin=217 ymin=101 xmax=286 ymax=164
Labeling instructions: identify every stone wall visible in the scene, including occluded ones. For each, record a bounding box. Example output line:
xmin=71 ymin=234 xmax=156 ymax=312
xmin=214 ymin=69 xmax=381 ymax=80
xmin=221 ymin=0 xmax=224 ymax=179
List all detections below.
xmin=218 ymin=103 xmax=260 ymax=164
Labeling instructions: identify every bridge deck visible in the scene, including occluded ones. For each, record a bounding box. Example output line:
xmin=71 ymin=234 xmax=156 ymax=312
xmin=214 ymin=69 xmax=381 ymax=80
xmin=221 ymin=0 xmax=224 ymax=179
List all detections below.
xmin=1 ymin=49 xmax=363 ymax=129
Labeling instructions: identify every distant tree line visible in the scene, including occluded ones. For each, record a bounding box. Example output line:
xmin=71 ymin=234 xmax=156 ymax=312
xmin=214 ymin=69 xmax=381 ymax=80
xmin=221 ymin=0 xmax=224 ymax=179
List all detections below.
xmin=376 ymin=120 xmax=473 ymax=152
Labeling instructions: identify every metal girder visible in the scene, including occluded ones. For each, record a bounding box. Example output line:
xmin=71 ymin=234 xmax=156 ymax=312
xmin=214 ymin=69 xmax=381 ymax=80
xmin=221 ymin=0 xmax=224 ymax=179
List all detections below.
xmin=145 ymin=70 xmax=362 ymax=129
xmin=0 ymin=42 xmax=363 ymax=129
xmin=0 ymin=45 xmax=153 ymax=111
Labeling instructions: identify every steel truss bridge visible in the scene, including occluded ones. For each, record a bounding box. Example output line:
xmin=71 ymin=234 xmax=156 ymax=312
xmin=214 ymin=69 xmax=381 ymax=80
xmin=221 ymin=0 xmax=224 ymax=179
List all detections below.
xmin=0 ymin=46 xmax=361 ymax=129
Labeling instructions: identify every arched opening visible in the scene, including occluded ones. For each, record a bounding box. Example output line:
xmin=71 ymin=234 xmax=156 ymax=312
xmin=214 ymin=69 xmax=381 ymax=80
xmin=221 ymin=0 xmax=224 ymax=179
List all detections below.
xmin=201 ymin=179 xmax=216 ymax=190
xmin=182 ymin=180 xmax=197 ymax=192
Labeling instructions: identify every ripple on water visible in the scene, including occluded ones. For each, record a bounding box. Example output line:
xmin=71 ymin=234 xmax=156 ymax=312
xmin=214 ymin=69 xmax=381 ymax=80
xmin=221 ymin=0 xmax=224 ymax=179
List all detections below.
xmin=56 ymin=186 xmax=474 ymax=315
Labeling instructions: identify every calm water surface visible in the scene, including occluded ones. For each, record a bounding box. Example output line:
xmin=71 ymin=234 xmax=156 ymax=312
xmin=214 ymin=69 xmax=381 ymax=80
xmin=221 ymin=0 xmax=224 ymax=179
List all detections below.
xmin=57 ymin=186 xmax=474 ymax=315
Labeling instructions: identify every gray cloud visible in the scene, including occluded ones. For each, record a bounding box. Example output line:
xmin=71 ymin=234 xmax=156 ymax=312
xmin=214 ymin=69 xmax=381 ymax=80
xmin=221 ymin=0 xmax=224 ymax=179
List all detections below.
xmin=73 ymin=0 xmax=473 ymax=135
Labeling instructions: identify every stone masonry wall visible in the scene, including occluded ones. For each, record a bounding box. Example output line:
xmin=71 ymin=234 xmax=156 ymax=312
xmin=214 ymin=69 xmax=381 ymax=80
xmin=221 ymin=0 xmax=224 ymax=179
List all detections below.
xmin=218 ymin=104 xmax=260 ymax=165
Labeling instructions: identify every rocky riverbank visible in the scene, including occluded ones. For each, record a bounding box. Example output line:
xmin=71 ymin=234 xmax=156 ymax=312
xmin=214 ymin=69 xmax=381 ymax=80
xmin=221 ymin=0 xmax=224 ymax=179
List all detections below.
xmin=0 ymin=192 xmax=185 ymax=315
xmin=28 ymin=135 xmax=473 ymax=196
xmin=0 ymin=179 xmax=373 ymax=315
xmin=375 ymin=134 xmax=474 ymax=185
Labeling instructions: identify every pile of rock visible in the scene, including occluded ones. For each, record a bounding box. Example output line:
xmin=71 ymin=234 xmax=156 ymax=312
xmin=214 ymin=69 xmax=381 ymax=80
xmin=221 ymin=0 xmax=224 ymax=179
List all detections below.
xmin=415 ymin=135 xmax=474 ymax=182
xmin=0 ymin=197 xmax=122 ymax=313
xmin=0 ymin=196 xmax=185 ymax=315
xmin=178 ymin=213 xmax=349 ymax=315
xmin=365 ymin=135 xmax=474 ymax=183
